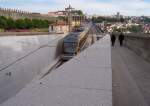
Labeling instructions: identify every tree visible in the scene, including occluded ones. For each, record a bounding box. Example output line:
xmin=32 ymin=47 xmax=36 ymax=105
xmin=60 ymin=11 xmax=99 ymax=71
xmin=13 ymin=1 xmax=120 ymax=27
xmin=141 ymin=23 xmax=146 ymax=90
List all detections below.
xmin=15 ymin=19 xmax=27 ymax=29
xmin=24 ymin=18 xmax=33 ymax=29
xmin=42 ymin=20 xmax=49 ymax=28
xmin=120 ymin=17 xmax=125 ymax=23
xmin=0 ymin=16 xmax=50 ymax=30
xmin=7 ymin=17 xmax=16 ymax=29
xmin=76 ymin=10 xmax=84 ymax=16
xmin=58 ymin=16 xmax=65 ymax=20
xmin=32 ymin=19 xmax=40 ymax=28
xmin=127 ymin=25 xmax=143 ymax=33
xmin=0 ymin=16 xmax=8 ymax=29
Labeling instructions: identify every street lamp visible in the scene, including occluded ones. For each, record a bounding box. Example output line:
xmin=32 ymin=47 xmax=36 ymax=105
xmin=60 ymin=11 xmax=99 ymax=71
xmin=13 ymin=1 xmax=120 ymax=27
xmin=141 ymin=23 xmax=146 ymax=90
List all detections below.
xmin=65 ymin=5 xmax=75 ymax=32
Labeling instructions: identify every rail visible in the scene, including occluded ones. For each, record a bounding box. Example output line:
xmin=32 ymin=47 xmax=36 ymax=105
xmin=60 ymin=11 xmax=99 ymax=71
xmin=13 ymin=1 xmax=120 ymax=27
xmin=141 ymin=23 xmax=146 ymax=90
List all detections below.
xmin=78 ymin=22 xmax=92 ymax=42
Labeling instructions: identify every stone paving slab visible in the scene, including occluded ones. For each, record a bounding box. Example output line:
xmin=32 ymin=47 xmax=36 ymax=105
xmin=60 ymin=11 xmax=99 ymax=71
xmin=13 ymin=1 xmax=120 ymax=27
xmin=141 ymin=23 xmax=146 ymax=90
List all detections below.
xmin=42 ymin=67 xmax=111 ymax=91
xmin=1 ymin=86 xmax=112 ymax=106
xmin=112 ymin=44 xmax=150 ymax=106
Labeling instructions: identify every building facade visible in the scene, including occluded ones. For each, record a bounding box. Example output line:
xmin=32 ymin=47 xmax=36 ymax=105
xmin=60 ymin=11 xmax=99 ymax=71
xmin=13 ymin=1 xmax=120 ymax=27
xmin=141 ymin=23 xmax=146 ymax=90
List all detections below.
xmin=49 ymin=21 xmax=69 ymax=34
xmin=48 ymin=11 xmax=67 ymax=17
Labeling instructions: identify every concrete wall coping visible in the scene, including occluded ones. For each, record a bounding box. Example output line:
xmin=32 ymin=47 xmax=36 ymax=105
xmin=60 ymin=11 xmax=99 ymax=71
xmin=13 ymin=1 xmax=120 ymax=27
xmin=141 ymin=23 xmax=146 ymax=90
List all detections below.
xmin=0 ymin=32 xmax=50 ymax=36
xmin=1 ymin=35 xmax=112 ymax=106
xmin=112 ymin=32 xmax=150 ymax=38
xmin=124 ymin=33 xmax=150 ymax=38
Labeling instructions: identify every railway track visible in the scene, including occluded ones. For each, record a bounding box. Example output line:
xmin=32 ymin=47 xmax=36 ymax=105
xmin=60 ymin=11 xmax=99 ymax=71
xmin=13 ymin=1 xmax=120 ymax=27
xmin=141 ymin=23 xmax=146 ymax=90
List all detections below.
xmin=40 ymin=24 xmax=103 ymax=79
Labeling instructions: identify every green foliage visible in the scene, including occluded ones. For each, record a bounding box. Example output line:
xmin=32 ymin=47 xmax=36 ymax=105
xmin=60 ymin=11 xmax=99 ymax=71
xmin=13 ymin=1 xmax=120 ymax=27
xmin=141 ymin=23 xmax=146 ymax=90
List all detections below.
xmin=0 ymin=16 xmax=50 ymax=30
xmin=16 ymin=19 xmax=27 ymax=29
xmin=57 ymin=16 xmax=67 ymax=21
xmin=92 ymin=17 xmax=105 ymax=23
xmin=127 ymin=25 xmax=143 ymax=33
xmin=0 ymin=29 xmax=4 ymax=32
xmin=120 ymin=17 xmax=125 ymax=22
xmin=7 ymin=18 xmax=16 ymax=29
xmin=32 ymin=19 xmax=49 ymax=28
xmin=92 ymin=16 xmax=125 ymax=23
xmin=113 ymin=25 xmax=143 ymax=33
xmin=32 ymin=19 xmax=40 ymax=28
xmin=141 ymin=16 xmax=150 ymax=23
xmin=0 ymin=16 xmax=8 ymax=29
xmin=76 ymin=10 xmax=83 ymax=16
xmin=24 ymin=18 xmax=33 ymax=29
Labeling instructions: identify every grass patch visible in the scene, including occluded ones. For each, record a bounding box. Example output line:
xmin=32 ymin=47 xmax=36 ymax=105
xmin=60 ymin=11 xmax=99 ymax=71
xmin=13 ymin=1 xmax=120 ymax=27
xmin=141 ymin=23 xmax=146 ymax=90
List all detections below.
xmin=31 ymin=28 xmax=49 ymax=32
xmin=0 ymin=29 xmax=4 ymax=32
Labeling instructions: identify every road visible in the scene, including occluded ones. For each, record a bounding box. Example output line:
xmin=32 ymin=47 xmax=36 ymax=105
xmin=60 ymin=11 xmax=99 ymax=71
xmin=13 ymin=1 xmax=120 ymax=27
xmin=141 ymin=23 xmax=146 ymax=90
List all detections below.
xmin=112 ymin=43 xmax=150 ymax=106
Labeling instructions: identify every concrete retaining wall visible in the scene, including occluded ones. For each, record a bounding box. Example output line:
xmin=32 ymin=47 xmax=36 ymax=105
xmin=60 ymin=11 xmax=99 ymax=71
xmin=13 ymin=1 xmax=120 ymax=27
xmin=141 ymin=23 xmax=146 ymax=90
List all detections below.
xmin=0 ymin=32 xmax=49 ymax=36
xmin=0 ymin=34 xmax=65 ymax=103
xmin=124 ymin=33 xmax=150 ymax=62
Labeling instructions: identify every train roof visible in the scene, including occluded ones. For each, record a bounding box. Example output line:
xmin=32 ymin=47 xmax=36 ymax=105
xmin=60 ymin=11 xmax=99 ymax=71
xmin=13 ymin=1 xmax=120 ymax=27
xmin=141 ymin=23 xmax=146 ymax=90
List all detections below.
xmin=63 ymin=32 xmax=82 ymax=43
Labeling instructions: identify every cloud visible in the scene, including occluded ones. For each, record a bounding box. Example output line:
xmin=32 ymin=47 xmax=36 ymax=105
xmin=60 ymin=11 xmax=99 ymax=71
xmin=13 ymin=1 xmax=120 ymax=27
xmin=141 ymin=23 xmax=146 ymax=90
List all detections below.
xmin=49 ymin=0 xmax=150 ymax=16
xmin=0 ymin=0 xmax=150 ymax=16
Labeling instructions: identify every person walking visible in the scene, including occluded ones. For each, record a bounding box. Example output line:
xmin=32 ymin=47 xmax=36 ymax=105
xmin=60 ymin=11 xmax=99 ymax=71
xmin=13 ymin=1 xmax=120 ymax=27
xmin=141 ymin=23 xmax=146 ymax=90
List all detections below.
xmin=111 ymin=33 xmax=116 ymax=47
xmin=118 ymin=32 xmax=125 ymax=47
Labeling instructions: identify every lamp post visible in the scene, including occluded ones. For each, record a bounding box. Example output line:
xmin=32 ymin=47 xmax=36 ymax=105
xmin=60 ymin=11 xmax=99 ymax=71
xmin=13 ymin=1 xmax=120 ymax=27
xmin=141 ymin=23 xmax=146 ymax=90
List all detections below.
xmin=65 ymin=5 xmax=74 ymax=32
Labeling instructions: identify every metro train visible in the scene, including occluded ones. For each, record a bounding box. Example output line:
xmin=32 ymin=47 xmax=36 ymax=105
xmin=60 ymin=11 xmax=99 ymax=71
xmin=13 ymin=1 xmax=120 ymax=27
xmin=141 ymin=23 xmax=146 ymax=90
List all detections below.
xmin=61 ymin=26 xmax=90 ymax=60
xmin=61 ymin=22 xmax=101 ymax=60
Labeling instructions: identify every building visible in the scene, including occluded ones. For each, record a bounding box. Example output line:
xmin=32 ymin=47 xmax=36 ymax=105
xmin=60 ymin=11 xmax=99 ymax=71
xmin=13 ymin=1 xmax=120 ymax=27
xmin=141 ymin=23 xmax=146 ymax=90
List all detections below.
xmin=143 ymin=24 xmax=150 ymax=33
xmin=48 ymin=11 xmax=67 ymax=17
xmin=114 ymin=12 xmax=123 ymax=19
xmin=49 ymin=20 xmax=69 ymax=34
xmin=48 ymin=5 xmax=87 ymax=33
xmin=0 ymin=7 xmax=52 ymax=20
xmin=117 ymin=12 xmax=120 ymax=19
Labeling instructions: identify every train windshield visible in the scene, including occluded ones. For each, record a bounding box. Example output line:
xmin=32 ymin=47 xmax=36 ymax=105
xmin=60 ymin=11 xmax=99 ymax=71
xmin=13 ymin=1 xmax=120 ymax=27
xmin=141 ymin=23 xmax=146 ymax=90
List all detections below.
xmin=63 ymin=42 xmax=77 ymax=54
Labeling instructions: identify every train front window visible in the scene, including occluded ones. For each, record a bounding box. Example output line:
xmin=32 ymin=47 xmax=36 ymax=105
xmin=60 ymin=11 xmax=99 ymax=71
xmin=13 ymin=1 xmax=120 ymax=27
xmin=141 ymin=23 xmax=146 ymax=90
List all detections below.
xmin=64 ymin=42 xmax=77 ymax=54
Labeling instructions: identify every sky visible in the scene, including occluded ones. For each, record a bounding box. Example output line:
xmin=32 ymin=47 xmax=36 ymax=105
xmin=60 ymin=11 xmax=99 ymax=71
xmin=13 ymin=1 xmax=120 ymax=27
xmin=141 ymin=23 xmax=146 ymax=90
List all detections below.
xmin=0 ymin=0 xmax=150 ymax=16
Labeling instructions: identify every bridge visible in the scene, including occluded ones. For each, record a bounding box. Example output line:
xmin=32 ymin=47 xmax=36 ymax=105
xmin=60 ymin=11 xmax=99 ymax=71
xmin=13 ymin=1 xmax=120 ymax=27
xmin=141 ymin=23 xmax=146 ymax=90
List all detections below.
xmin=0 ymin=26 xmax=150 ymax=106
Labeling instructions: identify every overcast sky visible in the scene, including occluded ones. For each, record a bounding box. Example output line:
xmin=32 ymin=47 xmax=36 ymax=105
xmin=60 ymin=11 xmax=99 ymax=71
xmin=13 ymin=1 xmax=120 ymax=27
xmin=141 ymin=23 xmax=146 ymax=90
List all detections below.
xmin=0 ymin=0 xmax=150 ymax=16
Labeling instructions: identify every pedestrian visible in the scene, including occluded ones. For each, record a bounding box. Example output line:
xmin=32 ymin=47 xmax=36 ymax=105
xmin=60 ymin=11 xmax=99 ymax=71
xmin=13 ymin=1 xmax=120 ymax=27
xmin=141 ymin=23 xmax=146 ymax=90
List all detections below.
xmin=111 ymin=33 xmax=116 ymax=47
xmin=118 ymin=32 xmax=124 ymax=47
